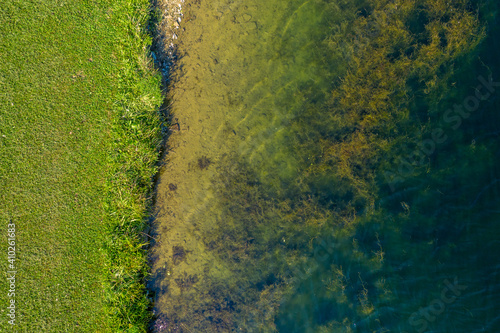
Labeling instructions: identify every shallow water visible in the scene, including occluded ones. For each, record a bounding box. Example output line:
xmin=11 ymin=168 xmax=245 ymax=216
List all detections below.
xmin=149 ymin=0 xmax=500 ymax=332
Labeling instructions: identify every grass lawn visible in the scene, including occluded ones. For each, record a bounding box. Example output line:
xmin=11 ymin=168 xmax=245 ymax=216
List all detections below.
xmin=0 ymin=0 xmax=163 ymax=331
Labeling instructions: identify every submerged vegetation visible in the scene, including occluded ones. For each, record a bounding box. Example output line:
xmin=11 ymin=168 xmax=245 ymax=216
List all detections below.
xmin=154 ymin=0 xmax=500 ymax=331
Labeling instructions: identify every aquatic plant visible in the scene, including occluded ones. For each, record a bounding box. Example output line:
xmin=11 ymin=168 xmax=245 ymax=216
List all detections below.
xmin=153 ymin=0 xmax=500 ymax=331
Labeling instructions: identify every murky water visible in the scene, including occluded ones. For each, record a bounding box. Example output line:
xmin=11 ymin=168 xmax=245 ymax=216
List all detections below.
xmin=149 ymin=0 xmax=500 ymax=332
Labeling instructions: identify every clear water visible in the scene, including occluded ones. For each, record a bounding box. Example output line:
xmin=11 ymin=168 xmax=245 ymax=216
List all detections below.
xmin=149 ymin=0 xmax=500 ymax=332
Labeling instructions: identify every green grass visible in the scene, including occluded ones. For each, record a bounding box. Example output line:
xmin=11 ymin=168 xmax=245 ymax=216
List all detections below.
xmin=0 ymin=0 xmax=163 ymax=331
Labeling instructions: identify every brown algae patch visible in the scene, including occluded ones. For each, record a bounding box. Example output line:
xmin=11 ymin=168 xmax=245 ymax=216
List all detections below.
xmin=197 ymin=156 xmax=211 ymax=170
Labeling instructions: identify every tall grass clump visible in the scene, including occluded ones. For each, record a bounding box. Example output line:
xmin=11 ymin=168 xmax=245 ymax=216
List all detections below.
xmin=102 ymin=1 xmax=165 ymax=331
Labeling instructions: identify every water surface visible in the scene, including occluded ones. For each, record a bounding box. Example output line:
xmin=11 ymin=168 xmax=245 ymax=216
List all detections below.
xmin=149 ymin=0 xmax=500 ymax=332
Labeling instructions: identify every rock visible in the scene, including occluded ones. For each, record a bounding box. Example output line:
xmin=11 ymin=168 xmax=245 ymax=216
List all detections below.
xmin=242 ymin=13 xmax=252 ymax=22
